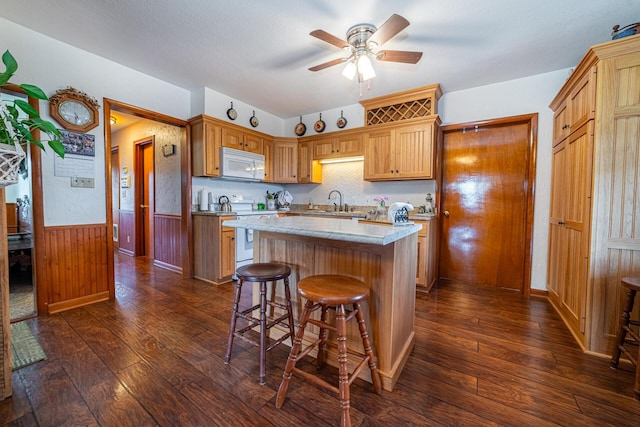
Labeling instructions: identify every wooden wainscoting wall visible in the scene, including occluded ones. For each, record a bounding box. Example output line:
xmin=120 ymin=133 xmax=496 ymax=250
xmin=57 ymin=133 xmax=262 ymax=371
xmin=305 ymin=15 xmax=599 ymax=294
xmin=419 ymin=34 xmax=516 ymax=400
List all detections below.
xmin=118 ymin=210 xmax=135 ymax=255
xmin=40 ymin=224 xmax=110 ymax=314
xmin=153 ymin=213 xmax=182 ymax=272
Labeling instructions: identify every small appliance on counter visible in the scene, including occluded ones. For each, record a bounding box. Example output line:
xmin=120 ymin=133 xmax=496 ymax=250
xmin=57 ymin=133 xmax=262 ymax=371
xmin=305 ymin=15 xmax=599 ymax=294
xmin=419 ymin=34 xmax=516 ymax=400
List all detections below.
xmin=277 ymin=190 xmax=293 ymax=210
xmin=218 ymin=195 xmax=232 ymax=212
xmin=387 ymin=202 xmax=414 ymax=225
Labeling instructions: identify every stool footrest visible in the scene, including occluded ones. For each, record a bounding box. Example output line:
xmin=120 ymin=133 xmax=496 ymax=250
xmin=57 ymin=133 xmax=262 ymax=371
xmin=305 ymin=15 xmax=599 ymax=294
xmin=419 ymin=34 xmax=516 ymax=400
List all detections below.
xmin=292 ymin=367 xmax=339 ymax=395
xmin=266 ymin=333 xmax=293 ymax=352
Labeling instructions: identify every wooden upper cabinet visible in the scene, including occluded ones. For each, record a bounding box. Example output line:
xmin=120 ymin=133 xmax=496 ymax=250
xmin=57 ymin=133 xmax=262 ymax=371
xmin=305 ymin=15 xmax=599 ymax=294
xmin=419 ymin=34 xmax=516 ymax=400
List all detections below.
xmin=312 ymin=133 xmax=363 ymax=160
xmin=243 ymin=132 xmax=264 ymax=154
xmin=221 ymin=125 xmax=263 ymax=154
xmin=190 ymin=116 xmax=221 ymax=177
xmin=272 ymin=138 xmax=298 ymax=183
xmin=363 ymin=129 xmax=394 ymax=180
xmin=298 ymin=141 xmax=321 ymax=183
xmin=550 ymin=66 xmax=596 ymax=147
xmin=552 ymin=100 xmax=569 ymax=147
xmin=262 ymin=138 xmax=274 ymax=182
xmin=364 ymin=119 xmax=438 ymax=181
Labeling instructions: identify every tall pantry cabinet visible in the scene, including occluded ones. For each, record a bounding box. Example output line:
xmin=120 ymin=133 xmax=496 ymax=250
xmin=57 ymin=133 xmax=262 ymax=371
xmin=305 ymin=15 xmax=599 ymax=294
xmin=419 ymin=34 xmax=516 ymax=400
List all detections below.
xmin=548 ymin=34 xmax=640 ymax=355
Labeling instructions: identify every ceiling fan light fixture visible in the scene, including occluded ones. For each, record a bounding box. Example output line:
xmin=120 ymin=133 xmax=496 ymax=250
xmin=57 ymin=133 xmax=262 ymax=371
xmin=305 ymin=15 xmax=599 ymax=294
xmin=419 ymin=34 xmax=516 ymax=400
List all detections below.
xmin=342 ymin=60 xmax=357 ymax=80
xmin=357 ymin=54 xmax=376 ymax=81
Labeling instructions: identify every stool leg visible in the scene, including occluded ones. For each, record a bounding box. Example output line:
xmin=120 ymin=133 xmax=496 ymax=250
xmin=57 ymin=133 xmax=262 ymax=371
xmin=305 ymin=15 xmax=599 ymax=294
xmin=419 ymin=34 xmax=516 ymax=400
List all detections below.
xmin=354 ymin=302 xmax=382 ymax=394
xmin=283 ymin=277 xmax=296 ymax=346
xmin=317 ymin=304 xmax=330 ymax=368
xmin=225 ymin=279 xmax=243 ymax=364
xmin=635 ymin=342 xmax=640 ymax=400
xmin=276 ymin=299 xmax=313 ymax=409
xmin=259 ymin=281 xmax=267 ymax=385
xmin=611 ymin=289 xmax=636 ymax=368
xmin=336 ymin=304 xmax=351 ymax=427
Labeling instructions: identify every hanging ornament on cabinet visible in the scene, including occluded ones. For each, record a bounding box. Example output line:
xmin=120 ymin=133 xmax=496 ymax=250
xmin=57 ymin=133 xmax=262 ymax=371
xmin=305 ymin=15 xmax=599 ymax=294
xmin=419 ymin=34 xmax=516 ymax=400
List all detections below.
xmin=336 ymin=110 xmax=347 ymax=129
xmin=249 ymin=110 xmax=259 ymax=127
xmin=226 ymin=102 xmax=237 ymax=120
xmin=314 ymin=113 xmax=326 ymax=133
xmin=294 ymin=116 xmax=307 ymax=136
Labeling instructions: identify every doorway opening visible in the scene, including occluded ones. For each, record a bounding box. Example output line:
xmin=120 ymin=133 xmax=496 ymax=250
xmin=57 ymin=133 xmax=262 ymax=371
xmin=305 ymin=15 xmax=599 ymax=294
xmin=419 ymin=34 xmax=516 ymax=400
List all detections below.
xmin=104 ymin=99 xmax=191 ymax=276
xmin=439 ymin=114 xmax=537 ymax=295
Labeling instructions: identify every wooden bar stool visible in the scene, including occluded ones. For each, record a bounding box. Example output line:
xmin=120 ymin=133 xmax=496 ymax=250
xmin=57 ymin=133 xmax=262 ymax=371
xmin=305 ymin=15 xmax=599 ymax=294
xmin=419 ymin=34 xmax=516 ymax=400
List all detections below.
xmin=225 ymin=262 xmax=295 ymax=385
xmin=610 ymin=277 xmax=640 ymax=399
xmin=275 ymin=274 xmax=382 ymax=427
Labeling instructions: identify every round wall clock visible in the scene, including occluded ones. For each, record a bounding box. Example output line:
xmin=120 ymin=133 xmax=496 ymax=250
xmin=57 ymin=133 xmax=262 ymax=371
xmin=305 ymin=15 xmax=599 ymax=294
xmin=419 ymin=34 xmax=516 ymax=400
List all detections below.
xmin=49 ymin=87 xmax=100 ymax=132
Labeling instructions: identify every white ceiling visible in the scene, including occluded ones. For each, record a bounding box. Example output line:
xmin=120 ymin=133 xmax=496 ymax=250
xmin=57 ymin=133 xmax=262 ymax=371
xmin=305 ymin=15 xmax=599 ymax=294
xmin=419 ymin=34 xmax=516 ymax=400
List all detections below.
xmin=1 ymin=0 xmax=638 ymax=119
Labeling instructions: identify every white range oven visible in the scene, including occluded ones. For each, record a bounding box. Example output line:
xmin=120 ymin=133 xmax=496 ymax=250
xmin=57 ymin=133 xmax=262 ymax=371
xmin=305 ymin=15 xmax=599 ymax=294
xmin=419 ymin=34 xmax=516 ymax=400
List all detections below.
xmin=232 ymin=202 xmax=279 ymax=277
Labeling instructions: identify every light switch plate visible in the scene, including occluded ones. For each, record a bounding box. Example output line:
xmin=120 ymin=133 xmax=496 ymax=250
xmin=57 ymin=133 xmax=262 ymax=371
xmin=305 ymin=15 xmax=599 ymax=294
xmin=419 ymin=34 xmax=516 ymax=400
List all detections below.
xmin=71 ymin=177 xmax=95 ymax=188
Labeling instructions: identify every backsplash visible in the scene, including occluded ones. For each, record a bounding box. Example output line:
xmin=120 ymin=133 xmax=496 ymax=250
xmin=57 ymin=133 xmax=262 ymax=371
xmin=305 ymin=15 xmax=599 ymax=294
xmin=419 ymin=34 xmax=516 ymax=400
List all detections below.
xmin=283 ymin=161 xmax=437 ymax=210
xmin=192 ymin=161 xmax=436 ymax=210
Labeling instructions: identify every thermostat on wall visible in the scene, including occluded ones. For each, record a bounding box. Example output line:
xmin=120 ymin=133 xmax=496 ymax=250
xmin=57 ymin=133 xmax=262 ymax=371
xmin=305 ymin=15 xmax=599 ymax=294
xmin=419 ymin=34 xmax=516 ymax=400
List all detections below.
xmin=120 ymin=175 xmax=131 ymax=188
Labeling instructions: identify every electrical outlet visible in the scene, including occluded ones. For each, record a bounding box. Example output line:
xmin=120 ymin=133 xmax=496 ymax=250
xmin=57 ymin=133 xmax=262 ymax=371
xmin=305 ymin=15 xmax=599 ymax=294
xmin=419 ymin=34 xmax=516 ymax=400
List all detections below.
xmin=351 ymin=196 xmax=357 ymax=205
xmin=71 ymin=177 xmax=95 ymax=188
xmin=127 ymin=236 xmax=130 ymax=243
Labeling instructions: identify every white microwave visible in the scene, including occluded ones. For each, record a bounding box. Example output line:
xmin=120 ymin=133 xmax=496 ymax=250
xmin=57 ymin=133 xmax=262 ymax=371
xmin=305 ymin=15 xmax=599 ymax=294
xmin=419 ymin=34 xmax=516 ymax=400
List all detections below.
xmin=220 ymin=147 xmax=265 ymax=181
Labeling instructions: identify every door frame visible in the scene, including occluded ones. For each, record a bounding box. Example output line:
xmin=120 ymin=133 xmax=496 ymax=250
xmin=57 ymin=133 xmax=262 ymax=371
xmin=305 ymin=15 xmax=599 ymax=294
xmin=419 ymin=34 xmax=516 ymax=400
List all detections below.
xmin=103 ymin=99 xmax=191 ymax=276
xmin=134 ymin=136 xmax=154 ymax=258
xmin=440 ymin=113 xmax=538 ymax=296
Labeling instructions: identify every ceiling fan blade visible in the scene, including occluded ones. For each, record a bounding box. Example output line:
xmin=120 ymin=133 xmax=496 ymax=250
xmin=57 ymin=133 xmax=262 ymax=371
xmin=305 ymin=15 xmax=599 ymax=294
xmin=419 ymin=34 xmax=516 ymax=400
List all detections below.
xmin=308 ymin=57 xmax=347 ymax=72
xmin=368 ymin=14 xmax=410 ymax=47
xmin=310 ymin=29 xmax=349 ymax=49
xmin=376 ymin=50 xmax=423 ymax=64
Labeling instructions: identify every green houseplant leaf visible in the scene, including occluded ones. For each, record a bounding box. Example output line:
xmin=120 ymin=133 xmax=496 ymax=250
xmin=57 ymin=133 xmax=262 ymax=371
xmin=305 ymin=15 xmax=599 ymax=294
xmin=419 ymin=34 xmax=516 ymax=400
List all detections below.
xmin=0 ymin=49 xmax=64 ymax=158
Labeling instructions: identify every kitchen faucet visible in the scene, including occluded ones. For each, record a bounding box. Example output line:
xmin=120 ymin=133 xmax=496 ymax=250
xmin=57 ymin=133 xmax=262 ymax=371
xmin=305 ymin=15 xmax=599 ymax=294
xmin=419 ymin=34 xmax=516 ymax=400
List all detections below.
xmin=328 ymin=190 xmax=343 ymax=211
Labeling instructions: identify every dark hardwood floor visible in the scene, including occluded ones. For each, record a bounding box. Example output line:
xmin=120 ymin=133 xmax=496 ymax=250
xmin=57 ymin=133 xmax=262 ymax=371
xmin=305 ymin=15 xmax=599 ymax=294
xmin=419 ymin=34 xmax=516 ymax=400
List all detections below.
xmin=2 ymin=252 xmax=640 ymax=426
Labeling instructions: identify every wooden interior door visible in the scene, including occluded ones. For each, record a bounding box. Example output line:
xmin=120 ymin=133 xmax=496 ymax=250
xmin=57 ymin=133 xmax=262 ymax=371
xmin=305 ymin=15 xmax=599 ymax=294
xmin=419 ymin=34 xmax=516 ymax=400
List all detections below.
xmin=439 ymin=115 xmax=536 ymax=292
xmin=135 ymin=137 xmax=154 ymax=258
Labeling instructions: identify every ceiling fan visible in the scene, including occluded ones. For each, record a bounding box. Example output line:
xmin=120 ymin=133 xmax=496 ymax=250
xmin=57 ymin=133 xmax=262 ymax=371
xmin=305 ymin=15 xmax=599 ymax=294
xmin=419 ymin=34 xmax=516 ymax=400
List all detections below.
xmin=308 ymin=14 xmax=423 ymax=82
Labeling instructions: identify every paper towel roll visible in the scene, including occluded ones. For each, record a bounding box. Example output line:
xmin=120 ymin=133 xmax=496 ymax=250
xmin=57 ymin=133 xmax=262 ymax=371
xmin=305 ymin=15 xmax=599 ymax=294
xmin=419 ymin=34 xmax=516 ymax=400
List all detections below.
xmin=199 ymin=188 xmax=209 ymax=211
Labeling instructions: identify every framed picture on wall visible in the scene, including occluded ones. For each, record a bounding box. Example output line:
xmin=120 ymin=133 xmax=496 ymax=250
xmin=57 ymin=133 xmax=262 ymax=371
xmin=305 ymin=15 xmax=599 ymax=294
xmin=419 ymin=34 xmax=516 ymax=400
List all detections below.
xmin=59 ymin=130 xmax=95 ymax=157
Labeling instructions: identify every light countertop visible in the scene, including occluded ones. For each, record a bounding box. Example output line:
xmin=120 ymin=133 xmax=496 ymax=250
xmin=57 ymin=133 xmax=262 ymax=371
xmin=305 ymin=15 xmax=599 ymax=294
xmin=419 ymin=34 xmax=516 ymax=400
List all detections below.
xmin=223 ymin=215 xmax=421 ymax=245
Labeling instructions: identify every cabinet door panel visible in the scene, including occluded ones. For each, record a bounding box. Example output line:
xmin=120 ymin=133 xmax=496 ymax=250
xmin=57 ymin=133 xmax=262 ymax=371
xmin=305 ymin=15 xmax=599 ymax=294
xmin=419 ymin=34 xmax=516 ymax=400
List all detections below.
xmin=221 ymin=127 xmax=244 ymax=150
xmin=312 ymin=137 xmax=336 ymax=159
xmin=335 ymin=134 xmax=363 ymax=157
xmin=221 ymin=230 xmax=236 ymax=278
xmin=364 ymin=130 xmax=393 ymax=179
xmin=298 ymin=141 xmax=320 ymax=183
xmin=263 ymin=139 xmax=273 ymax=182
xmin=552 ymin=101 xmax=569 ymax=147
xmin=204 ymin=122 xmax=221 ymax=176
xmin=273 ymin=140 xmax=298 ymax=183
xmin=394 ymin=124 xmax=434 ymax=178
xmin=568 ymin=67 xmax=595 ymax=131
xmin=244 ymin=133 xmax=264 ymax=154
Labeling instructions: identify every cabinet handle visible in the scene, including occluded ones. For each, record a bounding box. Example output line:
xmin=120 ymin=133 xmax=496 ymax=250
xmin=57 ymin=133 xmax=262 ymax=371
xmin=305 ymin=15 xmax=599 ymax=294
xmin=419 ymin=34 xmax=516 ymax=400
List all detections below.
xmin=559 ymin=221 xmax=565 ymax=225
xmin=443 ymin=210 xmax=450 ymax=218
xmin=395 ymin=170 xmax=399 ymax=173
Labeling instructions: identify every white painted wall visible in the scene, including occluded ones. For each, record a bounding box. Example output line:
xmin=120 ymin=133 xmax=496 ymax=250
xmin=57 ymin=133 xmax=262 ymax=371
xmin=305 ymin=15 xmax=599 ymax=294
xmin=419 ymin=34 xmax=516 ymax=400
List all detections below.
xmin=0 ymin=17 xmax=191 ymax=226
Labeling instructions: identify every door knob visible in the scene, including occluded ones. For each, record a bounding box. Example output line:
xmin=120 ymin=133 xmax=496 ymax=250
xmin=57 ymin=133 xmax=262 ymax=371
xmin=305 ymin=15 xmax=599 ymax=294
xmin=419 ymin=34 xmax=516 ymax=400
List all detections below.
xmin=443 ymin=210 xmax=450 ymax=217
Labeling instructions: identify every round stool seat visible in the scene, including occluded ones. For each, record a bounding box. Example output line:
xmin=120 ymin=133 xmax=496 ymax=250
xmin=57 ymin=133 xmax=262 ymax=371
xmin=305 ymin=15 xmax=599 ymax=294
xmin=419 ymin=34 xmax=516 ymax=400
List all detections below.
xmin=236 ymin=263 xmax=291 ymax=282
xmin=298 ymin=274 xmax=369 ymax=305
xmin=622 ymin=277 xmax=640 ymax=291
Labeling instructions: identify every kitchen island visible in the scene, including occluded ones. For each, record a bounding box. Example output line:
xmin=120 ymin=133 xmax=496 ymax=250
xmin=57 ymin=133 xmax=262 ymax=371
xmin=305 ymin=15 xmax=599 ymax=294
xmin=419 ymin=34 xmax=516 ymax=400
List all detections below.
xmin=223 ymin=215 xmax=420 ymax=391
